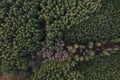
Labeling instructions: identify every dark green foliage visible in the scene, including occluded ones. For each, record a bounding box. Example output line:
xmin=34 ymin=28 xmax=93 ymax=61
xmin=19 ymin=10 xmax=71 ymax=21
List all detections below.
xmin=0 ymin=0 xmax=103 ymax=73
xmin=0 ymin=0 xmax=120 ymax=76
xmin=28 ymin=61 xmax=84 ymax=80
xmin=111 ymin=38 xmax=120 ymax=43
xmin=64 ymin=0 xmax=120 ymax=43
xmin=82 ymin=52 xmax=120 ymax=80
xmin=0 ymin=0 xmax=44 ymax=73
xmin=41 ymin=0 xmax=101 ymax=49
xmin=27 ymin=51 xmax=120 ymax=80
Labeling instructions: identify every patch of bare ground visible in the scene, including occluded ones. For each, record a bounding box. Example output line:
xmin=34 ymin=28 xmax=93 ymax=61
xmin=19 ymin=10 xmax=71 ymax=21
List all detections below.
xmin=0 ymin=73 xmax=26 ymax=80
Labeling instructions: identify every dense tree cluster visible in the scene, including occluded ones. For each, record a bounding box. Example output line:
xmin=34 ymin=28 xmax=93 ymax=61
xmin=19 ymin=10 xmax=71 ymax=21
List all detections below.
xmin=0 ymin=0 xmax=45 ymax=73
xmin=27 ymin=52 xmax=120 ymax=80
xmin=0 ymin=0 xmax=119 ymax=79
xmin=64 ymin=0 xmax=120 ymax=43
xmin=83 ymin=52 xmax=120 ymax=80
xmin=27 ymin=61 xmax=84 ymax=80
